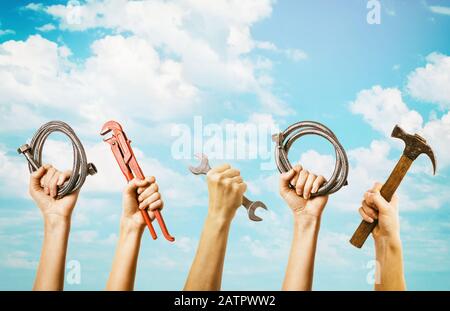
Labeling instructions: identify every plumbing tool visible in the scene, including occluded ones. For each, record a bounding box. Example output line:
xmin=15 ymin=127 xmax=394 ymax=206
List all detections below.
xmin=101 ymin=120 xmax=175 ymax=242
xmin=18 ymin=121 xmax=97 ymax=199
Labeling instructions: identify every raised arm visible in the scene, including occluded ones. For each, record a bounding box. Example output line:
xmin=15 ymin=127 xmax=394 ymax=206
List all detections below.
xmin=358 ymin=182 xmax=406 ymax=291
xmin=279 ymin=165 xmax=328 ymax=291
xmin=106 ymin=176 xmax=163 ymax=291
xmin=31 ymin=165 xmax=78 ymax=291
xmin=184 ymin=164 xmax=246 ymax=291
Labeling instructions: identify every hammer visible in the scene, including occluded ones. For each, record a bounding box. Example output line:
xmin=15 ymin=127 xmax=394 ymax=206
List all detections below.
xmin=349 ymin=125 xmax=437 ymax=248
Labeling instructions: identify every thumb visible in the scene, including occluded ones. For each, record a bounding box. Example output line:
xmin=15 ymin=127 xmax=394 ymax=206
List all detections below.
xmin=30 ymin=166 xmax=46 ymax=192
xmin=280 ymin=169 xmax=295 ymax=192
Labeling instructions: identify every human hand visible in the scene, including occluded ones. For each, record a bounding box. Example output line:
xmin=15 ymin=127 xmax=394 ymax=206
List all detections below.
xmin=29 ymin=165 xmax=78 ymax=224
xmin=359 ymin=182 xmax=400 ymax=241
xmin=279 ymin=164 xmax=328 ymax=219
xmin=121 ymin=176 xmax=163 ymax=231
xmin=206 ymin=164 xmax=247 ymax=224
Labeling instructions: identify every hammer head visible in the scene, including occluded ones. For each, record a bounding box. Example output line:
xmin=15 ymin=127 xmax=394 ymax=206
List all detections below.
xmin=392 ymin=125 xmax=437 ymax=174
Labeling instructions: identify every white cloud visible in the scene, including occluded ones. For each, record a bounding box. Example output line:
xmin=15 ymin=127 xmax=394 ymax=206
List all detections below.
xmin=1 ymin=251 xmax=37 ymax=269
xmin=407 ymin=53 xmax=450 ymax=108
xmin=36 ymin=23 xmax=56 ymax=32
xmin=0 ymin=148 xmax=30 ymax=198
xmin=429 ymin=6 xmax=450 ymax=16
xmin=0 ymin=34 xmax=199 ymax=137
xmin=36 ymin=0 xmax=293 ymax=114
xmin=0 ymin=29 xmax=15 ymax=36
xmin=24 ymin=2 xmax=45 ymax=12
xmin=284 ymin=49 xmax=308 ymax=62
xmin=421 ymin=111 xmax=450 ymax=168
xmin=350 ymin=85 xmax=423 ymax=136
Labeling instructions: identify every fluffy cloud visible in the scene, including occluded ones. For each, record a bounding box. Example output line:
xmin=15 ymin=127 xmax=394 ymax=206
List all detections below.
xmin=0 ymin=148 xmax=30 ymax=198
xmin=1 ymin=251 xmax=37 ymax=269
xmin=350 ymin=86 xmax=423 ymax=136
xmin=421 ymin=111 xmax=450 ymax=168
xmin=35 ymin=23 xmax=56 ymax=32
xmin=0 ymin=34 xmax=198 ymax=135
xmin=407 ymin=53 xmax=450 ymax=108
xmin=31 ymin=0 xmax=297 ymax=114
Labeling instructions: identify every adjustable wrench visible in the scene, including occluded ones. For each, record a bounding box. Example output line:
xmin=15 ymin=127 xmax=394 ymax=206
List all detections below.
xmin=101 ymin=121 xmax=175 ymax=242
xmin=189 ymin=154 xmax=268 ymax=221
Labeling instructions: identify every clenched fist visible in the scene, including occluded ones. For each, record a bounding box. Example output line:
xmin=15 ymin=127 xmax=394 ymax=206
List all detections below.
xmin=206 ymin=164 xmax=247 ymax=224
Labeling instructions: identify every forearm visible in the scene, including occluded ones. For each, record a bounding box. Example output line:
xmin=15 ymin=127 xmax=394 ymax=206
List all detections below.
xmin=184 ymin=215 xmax=231 ymax=291
xmin=33 ymin=216 xmax=71 ymax=291
xmin=374 ymin=235 xmax=406 ymax=291
xmin=106 ymin=220 xmax=144 ymax=291
xmin=282 ymin=215 xmax=321 ymax=291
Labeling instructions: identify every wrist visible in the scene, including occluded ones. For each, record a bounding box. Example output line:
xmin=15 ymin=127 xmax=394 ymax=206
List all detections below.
xmin=294 ymin=214 xmax=321 ymax=231
xmin=374 ymin=233 xmax=402 ymax=249
xmin=205 ymin=213 xmax=232 ymax=232
xmin=120 ymin=217 xmax=145 ymax=236
xmin=43 ymin=214 xmax=71 ymax=232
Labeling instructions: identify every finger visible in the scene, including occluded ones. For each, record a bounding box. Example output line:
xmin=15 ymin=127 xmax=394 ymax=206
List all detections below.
xmin=359 ymin=207 xmax=374 ymax=223
xmin=49 ymin=172 xmax=61 ymax=198
xmin=230 ymin=175 xmax=243 ymax=184
xmin=139 ymin=192 xmax=161 ymax=209
xmin=290 ymin=165 xmax=302 ymax=187
xmin=41 ymin=166 xmax=56 ymax=187
xmin=371 ymin=192 xmax=390 ymax=213
xmin=125 ymin=178 xmax=149 ymax=194
xmin=57 ymin=170 xmax=71 ymax=186
xmin=303 ymin=173 xmax=317 ymax=199
xmin=361 ymin=201 xmax=378 ymax=220
xmin=210 ymin=163 xmax=231 ymax=174
xmin=280 ymin=169 xmax=296 ymax=192
xmin=30 ymin=166 xmax=47 ymax=191
xmin=148 ymin=199 xmax=164 ymax=211
xmin=221 ymin=168 xmax=240 ymax=179
xmin=137 ymin=176 xmax=156 ymax=195
xmin=42 ymin=168 xmax=56 ymax=195
xmin=238 ymin=182 xmax=247 ymax=194
xmin=364 ymin=191 xmax=378 ymax=209
xmin=311 ymin=175 xmax=326 ymax=194
xmin=138 ymin=183 xmax=159 ymax=202
xmin=295 ymin=169 xmax=309 ymax=196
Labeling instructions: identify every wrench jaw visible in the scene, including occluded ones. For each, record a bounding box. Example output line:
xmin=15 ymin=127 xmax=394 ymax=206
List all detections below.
xmin=247 ymin=201 xmax=268 ymax=222
xmin=100 ymin=120 xmax=123 ymax=135
xmin=189 ymin=153 xmax=211 ymax=175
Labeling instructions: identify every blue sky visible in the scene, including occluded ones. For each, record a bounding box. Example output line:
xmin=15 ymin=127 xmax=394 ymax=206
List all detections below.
xmin=0 ymin=0 xmax=449 ymax=290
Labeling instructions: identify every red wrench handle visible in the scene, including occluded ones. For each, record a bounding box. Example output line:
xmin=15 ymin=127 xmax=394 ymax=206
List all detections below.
xmin=140 ymin=209 xmax=157 ymax=240
xmin=128 ymin=149 xmax=175 ymax=242
xmin=153 ymin=209 xmax=175 ymax=242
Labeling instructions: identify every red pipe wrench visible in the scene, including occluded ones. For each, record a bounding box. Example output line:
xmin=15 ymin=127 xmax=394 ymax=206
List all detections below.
xmin=101 ymin=120 xmax=175 ymax=242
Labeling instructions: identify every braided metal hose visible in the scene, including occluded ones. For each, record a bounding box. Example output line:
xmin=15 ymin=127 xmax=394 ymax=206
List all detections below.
xmin=18 ymin=121 xmax=97 ymax=198
xmin=272 ymin=121 xmax=348 ymax=197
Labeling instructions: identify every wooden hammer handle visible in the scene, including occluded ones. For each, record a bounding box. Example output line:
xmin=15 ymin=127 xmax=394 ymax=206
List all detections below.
xmin=350 ymin=155 xmax=413 ymax=248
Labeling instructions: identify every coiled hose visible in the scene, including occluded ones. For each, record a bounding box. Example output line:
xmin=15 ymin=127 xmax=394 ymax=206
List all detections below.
xmin=18 ymin=121 xmax=97 ymax=198
xmin=272 ymin=121 xmax=348 ymax=196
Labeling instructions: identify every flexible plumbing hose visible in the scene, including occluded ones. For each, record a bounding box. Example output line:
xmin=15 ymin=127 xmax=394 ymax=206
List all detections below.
xmin=272 ymin=121 xmax=348 ymax=196
xmin=23 ymin=121 xmax=97 ymax=198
